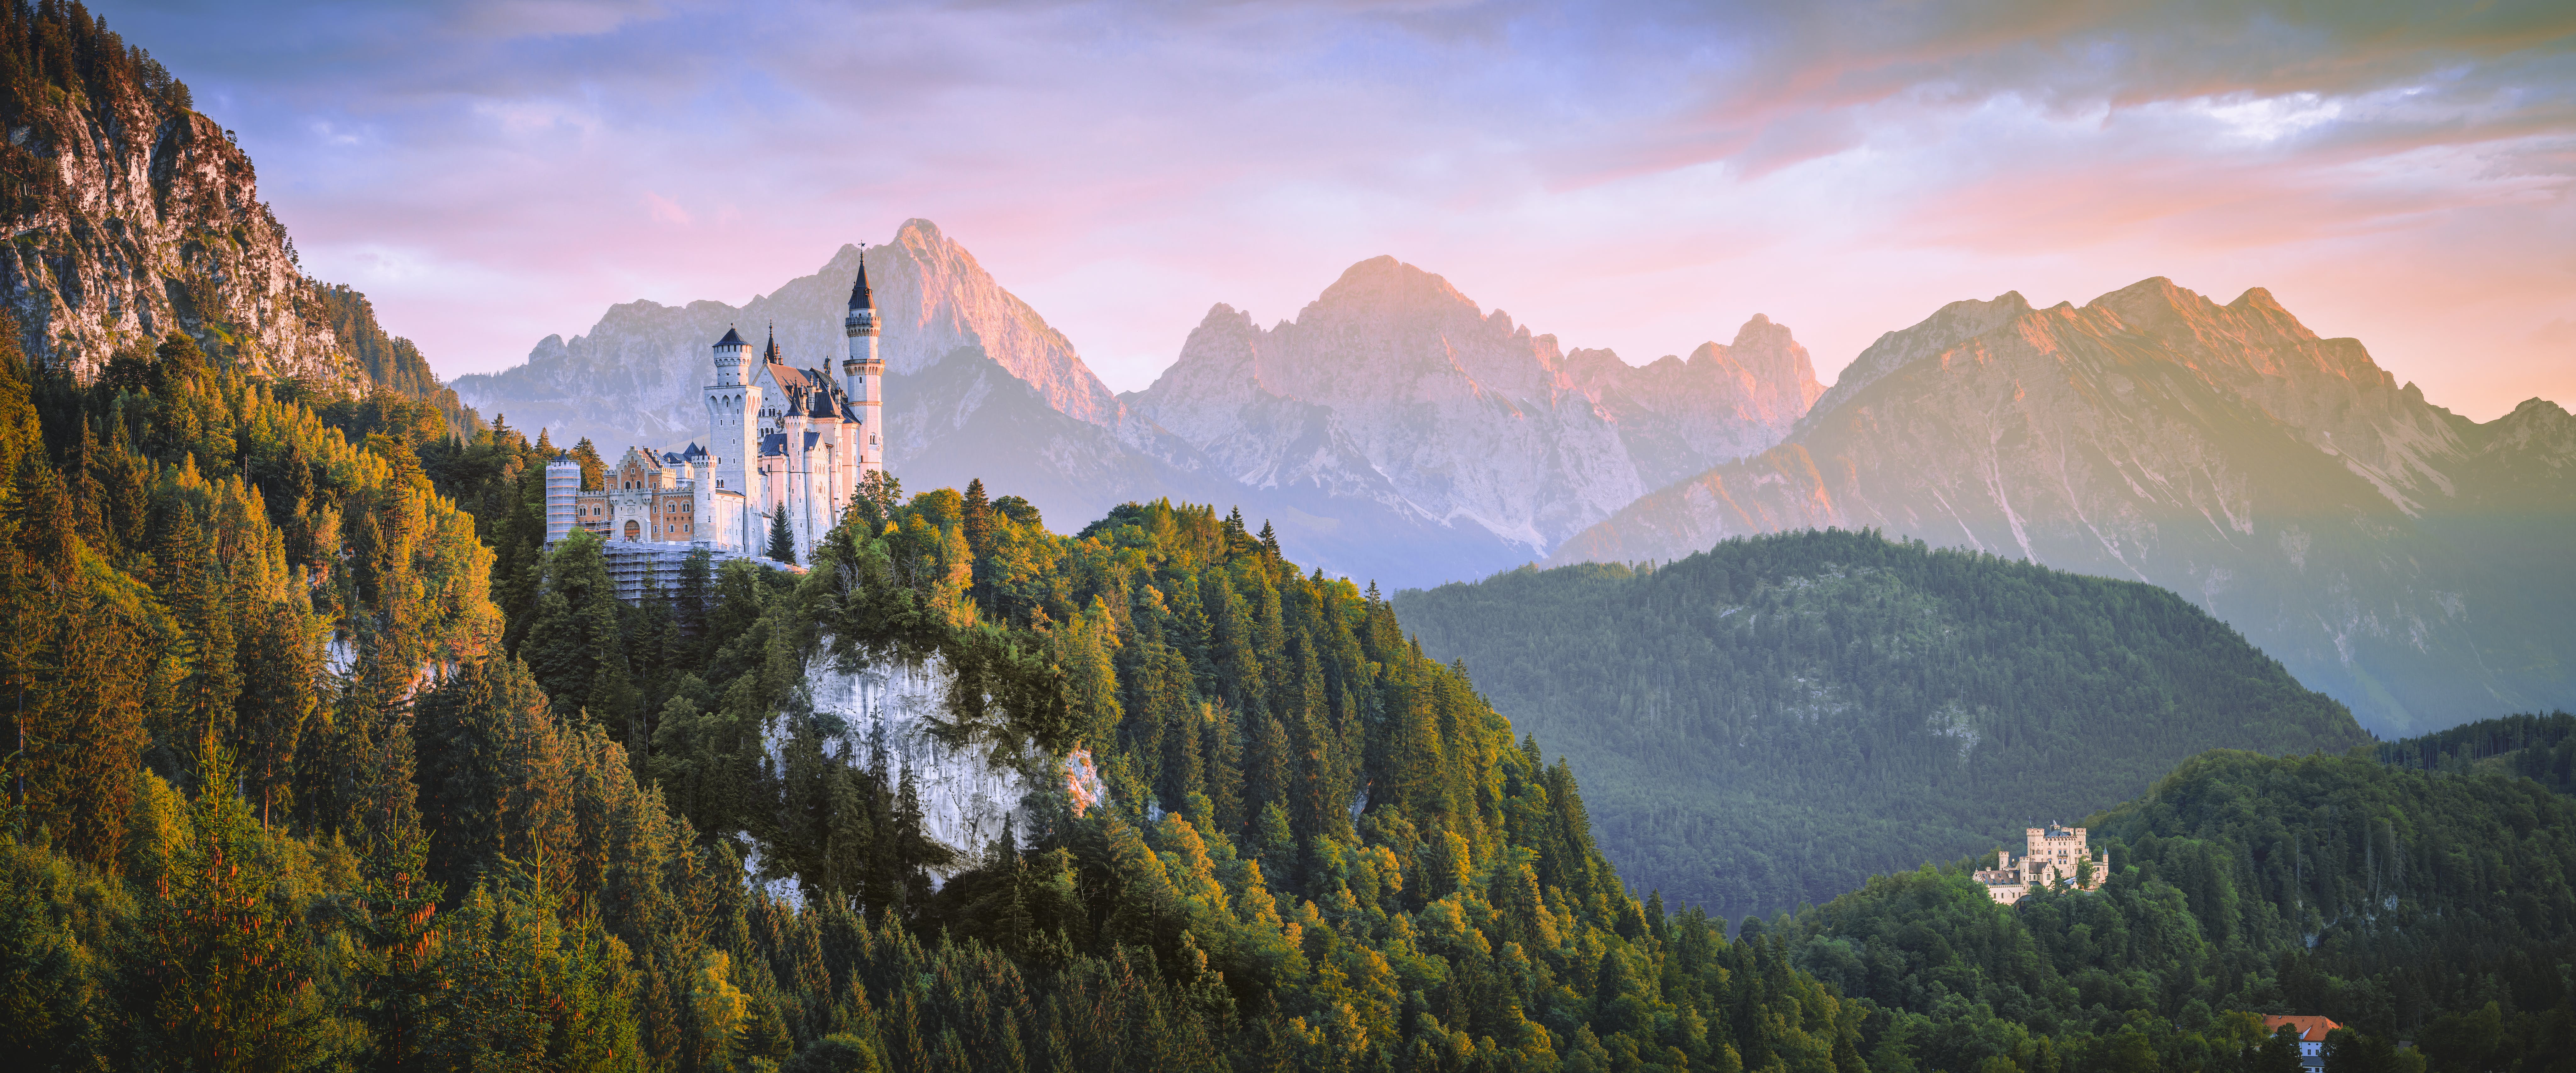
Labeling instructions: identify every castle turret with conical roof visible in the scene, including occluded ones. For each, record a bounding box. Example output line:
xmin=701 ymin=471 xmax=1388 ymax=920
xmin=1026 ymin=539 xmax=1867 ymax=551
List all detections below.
xmin=843 ymin=247 xmax=885 ymax=483
xmin=707 ymin=322 xmax=763 ymax=551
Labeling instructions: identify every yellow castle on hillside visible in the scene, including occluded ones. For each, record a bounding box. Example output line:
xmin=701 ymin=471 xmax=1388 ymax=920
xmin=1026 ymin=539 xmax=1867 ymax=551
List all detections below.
xmin=1974 ymin=824 xmax=2108 ymax=904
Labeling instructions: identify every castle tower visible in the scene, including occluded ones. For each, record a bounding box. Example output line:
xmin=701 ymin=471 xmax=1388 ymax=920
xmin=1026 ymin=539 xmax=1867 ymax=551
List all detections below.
xmin=544 ymin=453 xmax=581 ymax=543
xmin=843 ymin=251 xmax=885 ymax=480
xmin=782 ymin=388 xmax=810 ymax=552
xmin=707 ymin=326 xmax=762 ymax=551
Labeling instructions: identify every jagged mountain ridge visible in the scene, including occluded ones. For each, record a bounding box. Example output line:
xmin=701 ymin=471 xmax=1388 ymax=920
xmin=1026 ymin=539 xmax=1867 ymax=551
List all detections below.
xmin=0 ymin=20 xmax=439 ymax=397
xmin=1124 ymin=255 xmax=1823 ymax=551
xmin=449 ymin=219 xmax=1124 ymax=448
xmin=1549 ymin=277 xmax=2576 ymax=734
xmin=460 ymin=230 xmax=1822 ymax=587
xmin=452 ymin=223 xmax=1541 ymax=585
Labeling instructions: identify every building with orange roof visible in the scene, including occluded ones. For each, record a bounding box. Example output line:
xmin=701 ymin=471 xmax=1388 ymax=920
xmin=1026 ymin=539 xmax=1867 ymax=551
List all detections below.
xmin=2261 ymin=1015 xmax=2340 ymax=1072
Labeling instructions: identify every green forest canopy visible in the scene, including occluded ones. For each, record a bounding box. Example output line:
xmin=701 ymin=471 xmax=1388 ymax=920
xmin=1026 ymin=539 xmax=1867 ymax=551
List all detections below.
xmin=0 ymin=11 xmax=2564 ymax=1066
xmin=0 ymin=321 xmax=1893 ymax=1071
xmin=1765 ymin=747 xmax=2576 ymax=1071
xmin=1390 ymin=531 xmax=2371 ymax=923
xmin=15 ymin=314 xmax=2560 ymax=1070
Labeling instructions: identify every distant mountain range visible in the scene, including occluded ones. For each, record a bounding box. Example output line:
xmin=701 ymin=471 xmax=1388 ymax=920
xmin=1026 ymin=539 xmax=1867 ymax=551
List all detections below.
xmin=453 ymin=220 xmax=1819 ymax=588
xmin=452 ymin=224 xmax=2571 ymax=733
xmin=1547 ymin=280 xmax=2575 ymax=734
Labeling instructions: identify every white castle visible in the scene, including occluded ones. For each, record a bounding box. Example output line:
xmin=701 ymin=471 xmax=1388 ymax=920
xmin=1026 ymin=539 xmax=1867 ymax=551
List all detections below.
xmin=543 ymin=261 xmax=885 ymax=565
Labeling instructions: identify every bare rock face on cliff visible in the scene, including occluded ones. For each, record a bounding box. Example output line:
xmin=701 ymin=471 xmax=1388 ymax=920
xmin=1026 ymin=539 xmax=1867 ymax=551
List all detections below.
xmin=1548 ymin=278 xmax=2576 ymax=734
xmin=1124 ymin=255 xmax=1822 ymax=553
xmin=0 ymin=30 xmax=428 ymax=392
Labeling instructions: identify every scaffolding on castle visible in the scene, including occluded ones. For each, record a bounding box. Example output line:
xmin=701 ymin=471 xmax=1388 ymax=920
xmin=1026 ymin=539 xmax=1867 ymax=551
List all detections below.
xmin=592 ymin=540 xmax=801 ymax=604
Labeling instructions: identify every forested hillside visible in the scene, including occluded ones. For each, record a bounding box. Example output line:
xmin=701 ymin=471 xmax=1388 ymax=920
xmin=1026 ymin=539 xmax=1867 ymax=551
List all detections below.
xmin=2378 ymin=712 xmax=2576 ymax=796
xmin=0 ymin=324 xmax=1896 ymax=1071
xmin=1392 ymin=531 xmax=2372 ymax=922
xmin=1766 ymin=750 xmax=2576 ymax=1071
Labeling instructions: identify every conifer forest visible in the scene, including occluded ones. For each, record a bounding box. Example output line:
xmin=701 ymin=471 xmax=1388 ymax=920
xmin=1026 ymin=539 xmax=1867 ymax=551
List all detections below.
xmin=3 ymin=4 xmax=2575 ymax=1072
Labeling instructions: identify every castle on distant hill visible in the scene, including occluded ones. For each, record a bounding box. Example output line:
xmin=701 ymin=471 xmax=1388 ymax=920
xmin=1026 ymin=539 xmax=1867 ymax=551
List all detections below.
xmin=544 ymin=261 xmax=885 ymax=564
xmin=1975 ymin=824 xmax=2108 ymax=904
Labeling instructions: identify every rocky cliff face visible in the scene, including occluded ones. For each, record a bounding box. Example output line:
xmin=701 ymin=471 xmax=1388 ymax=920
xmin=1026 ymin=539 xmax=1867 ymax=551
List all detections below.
xmin=0 ymin=17 xmax=441 ymax=397
xmin=788 ymin=652 xmax=1105 ymax=880
xmin=3 ymin=72 xmax=336 ymax=381
xmin=1125 ymin=256 xmax=1821 ymax=551
xmin=1549 ymin=278 xmax=2576 ymax=733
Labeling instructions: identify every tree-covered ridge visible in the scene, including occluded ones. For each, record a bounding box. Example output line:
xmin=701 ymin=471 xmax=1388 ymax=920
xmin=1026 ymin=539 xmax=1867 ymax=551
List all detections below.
xmin=1390 ymin=529 xmax=2370 ymax=923
xmin=1762 ymin=750 xmax=2576 ymax=1071
xmin=0 ymin=326 xmax=1884 ymax=1071
xmin=2377 ymin=712 xmax=2576 ymax=796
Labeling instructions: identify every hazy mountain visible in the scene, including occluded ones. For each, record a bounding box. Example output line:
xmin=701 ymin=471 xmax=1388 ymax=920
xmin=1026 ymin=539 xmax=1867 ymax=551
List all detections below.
xmin=450 ymin=219 xmax=1119 ymax=450
xmin=1563 ymin=314 xmax=1825 ymax=488
xmin=457 ymin=229 xmax=1823 ymax=588
xmin=1124 ymin=255 xmax=1822 ymax=552
xmin=1394 ymin=528 xmax=2368 ymax=921
xmin=1548 ymin=278 xmax=2575 ymax=734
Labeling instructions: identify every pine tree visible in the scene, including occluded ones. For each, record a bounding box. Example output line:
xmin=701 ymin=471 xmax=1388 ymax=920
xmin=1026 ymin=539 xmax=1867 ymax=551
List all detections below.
xmin=767 ymin=509 xmax=797 ymax=565
xmin=1204 ymin=703 xmax=1245 ymax=837
xmin=522 ymin=530 xmax=639 ymax=736
xmin=1257 ymin=520 xmax=1280 ymax=558
xmin=675 ymin=546 xmax=714 ymax=655
xmin=962 ymin=478 xmax=994 ymax=557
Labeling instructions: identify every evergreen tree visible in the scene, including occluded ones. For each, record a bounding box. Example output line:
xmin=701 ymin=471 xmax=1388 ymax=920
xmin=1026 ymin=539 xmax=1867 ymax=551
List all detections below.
xmin=767 ymin=509 xmax=797 ymax=565
xmin=962 ymin=477 xmax=994 ymax=557
xmin=520 ymin=531 xmax=641 ymax=737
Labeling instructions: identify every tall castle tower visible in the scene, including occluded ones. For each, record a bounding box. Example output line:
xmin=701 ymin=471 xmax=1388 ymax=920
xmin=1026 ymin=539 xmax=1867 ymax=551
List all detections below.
xmin=707 ymin=325 xmax=763 ymax=551
xmin=843 ymin=251 xmax=885 ymax=481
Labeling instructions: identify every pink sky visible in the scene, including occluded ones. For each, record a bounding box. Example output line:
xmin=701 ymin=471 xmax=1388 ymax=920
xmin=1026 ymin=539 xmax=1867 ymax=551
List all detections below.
xmin=104 ymin=0 xmax=2576 ymax=420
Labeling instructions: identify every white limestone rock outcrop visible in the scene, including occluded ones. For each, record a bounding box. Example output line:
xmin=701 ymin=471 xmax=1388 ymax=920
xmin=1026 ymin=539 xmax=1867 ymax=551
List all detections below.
xmin=787 ymin=651 xmax=1105 ymax=875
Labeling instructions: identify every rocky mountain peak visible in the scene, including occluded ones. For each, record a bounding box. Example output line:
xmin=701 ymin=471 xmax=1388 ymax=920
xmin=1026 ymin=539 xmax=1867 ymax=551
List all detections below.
xmin=453 ymin=218 xmax=1125 ymax=450
xmin=1127 ymin=257 xmax=1827 ymax=552
xmin=1549 ymin=277 xmax=2576 ymax=733
xmin=1307 ymin=255 xmax=1481 ymax=325
xmin=1718 ymin=314 xmax=1825 ymax=410
xmin=1811 ymin=289 xmax=2036 ymax=417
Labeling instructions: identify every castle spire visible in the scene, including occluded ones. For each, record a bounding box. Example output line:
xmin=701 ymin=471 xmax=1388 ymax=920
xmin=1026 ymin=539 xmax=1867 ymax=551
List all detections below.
xmin=764 ymin=323 xmax=781 ymax=363
xmin=848 ymin=245 xmax=874 ymax=311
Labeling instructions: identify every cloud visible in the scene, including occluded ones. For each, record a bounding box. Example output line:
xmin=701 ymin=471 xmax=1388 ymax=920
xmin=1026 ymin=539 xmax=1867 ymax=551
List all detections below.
xmin=91 ymin=0 xmax=2576 ymax=419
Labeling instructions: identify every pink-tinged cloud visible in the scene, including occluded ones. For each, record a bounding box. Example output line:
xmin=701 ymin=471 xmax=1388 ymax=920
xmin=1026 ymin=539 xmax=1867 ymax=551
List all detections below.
xmin=95 ymin=0 xmax=2576 ymax=420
